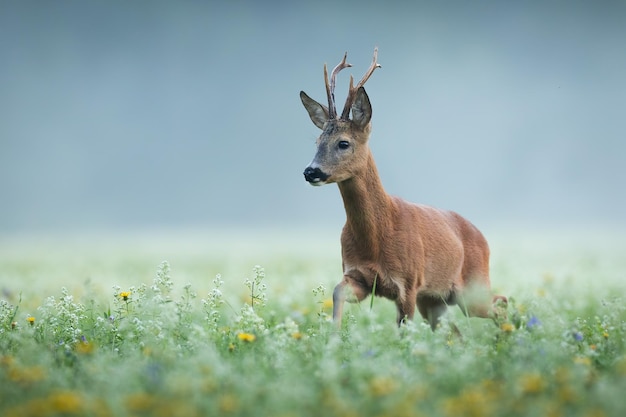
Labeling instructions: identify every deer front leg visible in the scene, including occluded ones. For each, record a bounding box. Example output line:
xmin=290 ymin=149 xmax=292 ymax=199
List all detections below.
xmin=332 ymin=281 xmax=347 ymax=326
xmin=457 ymin=289 xmax=508 ymax=320
xmin=332 ymin=275 xmax=369 ymax=326
xmin=395 ymin=286 xmax=417 ymax=326
xmin=395 ymin=299 xmax=416 ymax=326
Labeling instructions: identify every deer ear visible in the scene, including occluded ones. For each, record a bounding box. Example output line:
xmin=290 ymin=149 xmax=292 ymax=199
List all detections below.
xmin=351 ymin=87 xmax=372 ymax=130
xmin=300 ymin=91 xmax=329 ymax=130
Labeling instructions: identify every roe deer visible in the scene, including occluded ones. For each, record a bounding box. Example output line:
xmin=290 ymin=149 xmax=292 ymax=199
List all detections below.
xmin=300 ymin=48 xmax=506 ymax=329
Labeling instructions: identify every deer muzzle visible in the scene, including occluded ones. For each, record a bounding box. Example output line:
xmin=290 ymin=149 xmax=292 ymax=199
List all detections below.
xmin=303 ymin=166 xmax=330 ymax=185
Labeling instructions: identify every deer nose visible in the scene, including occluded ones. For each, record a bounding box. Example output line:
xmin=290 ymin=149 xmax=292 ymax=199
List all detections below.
xmin=303 ymin=166 xmax=329 ymax=184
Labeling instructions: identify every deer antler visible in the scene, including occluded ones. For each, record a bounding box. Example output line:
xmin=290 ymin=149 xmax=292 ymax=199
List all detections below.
xmin=324 ymin=52 xmax=352 ymax=120
xmin=340 ymin=48 xmax=381 ymax=120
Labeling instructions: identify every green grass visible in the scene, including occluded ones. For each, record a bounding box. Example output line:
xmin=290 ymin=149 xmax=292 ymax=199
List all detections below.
xmin=1 ymin=231 xmax=625 ymax=417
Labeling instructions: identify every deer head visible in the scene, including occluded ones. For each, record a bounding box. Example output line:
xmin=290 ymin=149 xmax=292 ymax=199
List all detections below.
xmin=301 ymin=49 xmax=381 ymax=185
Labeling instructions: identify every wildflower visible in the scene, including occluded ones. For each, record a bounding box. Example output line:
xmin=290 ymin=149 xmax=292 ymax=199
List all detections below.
xmin=603 ymin=331 xmax=609 ymax=339
xmin=322 ymin=298 xmax=333 ymax=310
xmin=519 ymin=372 xmax=546 ymax=394
xmin=27 ymin=316 xmax=35 ymax=326
xmin=500 ymin=322 xmax=515 ymax=332
xmin=75 ymin=338 xmax=95 ymax=355
xmin=0 ymin=355 xmax=14 ymax=368
xmin=219 ymin=393 xmax=239 ymax=413
xmin=125 ymin=393 xmax=158 ymax=412
xmin=572 ymin=331 xmax=584 ymax=342
xmin=574 ymin=356 xmax=591 ymax=366
xmin=237 ymin=332 xmax=256 ymax=343
xmin=291 ymin=332 xmax=303 ymax=340
xmin=8 ymin=365 xmax=46 ymax=385
xmin=558 ymin=386 xmax=577 ymax=404
xmin=443 ymin=386 xmax=495 ymax=417
xmin=369 ymin=377 xmax=397 ymax=397
xmin=119 ymin=291 xmax=131 ymax=301
xmin=526 ymin=315 xmax=541 ymax=330
xmin=49 ymin=391 xmax=83 ymax=414
xmin=364 ymin=349 xmax=376 ymax=358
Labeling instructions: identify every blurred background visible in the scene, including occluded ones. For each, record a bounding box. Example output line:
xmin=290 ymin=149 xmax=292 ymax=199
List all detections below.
xmin=2 ymin=1 xmax=625 ymax=237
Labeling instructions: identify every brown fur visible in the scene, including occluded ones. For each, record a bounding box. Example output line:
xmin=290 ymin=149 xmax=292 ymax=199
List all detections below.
xmin=300 ymin=52 xmax=506 ymax=329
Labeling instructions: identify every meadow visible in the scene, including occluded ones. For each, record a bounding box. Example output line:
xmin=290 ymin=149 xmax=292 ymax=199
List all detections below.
xmin=0 ymin=230 xmax=625 ymax=417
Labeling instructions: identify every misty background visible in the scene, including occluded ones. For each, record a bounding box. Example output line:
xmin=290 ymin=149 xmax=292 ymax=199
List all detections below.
xmin=1 ymin=1 xmax=625 ymax=237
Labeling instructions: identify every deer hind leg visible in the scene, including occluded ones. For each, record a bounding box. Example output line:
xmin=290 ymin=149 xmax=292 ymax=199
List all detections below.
xmin=416 ymin=292 xmax=449 ymax=331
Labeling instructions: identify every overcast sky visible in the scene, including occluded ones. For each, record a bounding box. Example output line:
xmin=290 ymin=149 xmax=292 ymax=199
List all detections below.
xmin=1 ymin=1 xmax=625 ymax=235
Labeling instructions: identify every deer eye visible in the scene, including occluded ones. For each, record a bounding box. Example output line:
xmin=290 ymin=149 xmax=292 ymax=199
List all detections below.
xmin=337 ymin=140 xmax=350 ymax=150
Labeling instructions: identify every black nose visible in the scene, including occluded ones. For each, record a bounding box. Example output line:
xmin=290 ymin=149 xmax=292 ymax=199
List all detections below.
xmin=303 ymin=166 xmax=329 ymax=183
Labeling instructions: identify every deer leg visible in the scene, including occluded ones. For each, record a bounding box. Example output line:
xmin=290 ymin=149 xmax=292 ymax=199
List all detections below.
xmin=416 ymin=293 xmax=449 ymax=331
xmin=490 ymin=294 xmax=508 ymax=322
xmin=332 ymin=281 xmax=347 ymax=325
xmin=493 ymin=295 xmax=508 ymax=305
xmin=396 ymin=302 xmax=416 ymax=326
xmin=458 ymin=299 xmax=489 ymax=318
xmin=332 ymin=276 xmax=369 ymax=325
xmin=395 ymin=287 xmax=417 ymax=326
xmin=457 ymin=292 xmax=508 ymax=319
xmin=427 ymin=303 xmax=448 ymax=331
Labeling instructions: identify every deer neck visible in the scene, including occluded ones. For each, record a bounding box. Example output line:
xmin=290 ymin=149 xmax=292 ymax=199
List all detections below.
xmin=337 ymin=151 xmax=393 ymax=257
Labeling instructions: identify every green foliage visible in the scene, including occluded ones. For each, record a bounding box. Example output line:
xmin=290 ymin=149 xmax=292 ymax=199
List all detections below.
xmin=0 ymin=237 xmax=625 ymax=417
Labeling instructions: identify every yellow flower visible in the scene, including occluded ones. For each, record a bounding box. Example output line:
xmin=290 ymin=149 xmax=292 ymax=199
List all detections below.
xmin=219 ymin=393 xmax=239 ymax=413
xmin=237 ymin=333 xmax=256 ymax=342
xmin=369 ymin=377 xmax=397 ymax=397
xmin=322 ymin=298 xmax=334 ymax=310
xmin=500 ymin=322 xmax=515 ymax=332
xmin=0 ymin=355 xmax=15 ymax=368
xmin=519 ymin=372 xmax=546 ymax=394
xmin=291 ymin=332 xmax=303 ymax=340
xmin=443 ymin=386 xmax=495 ymax=417
xmin=119 ymin=291 xmax=131 ymax=301
xmin=8 ymin=365 xmax=46 ymax=386
xmin=49 ymin=391 xmax=83 ymax=414
xmin=558 ymin=386 xmax=577 ymax=404
xmin=27 ymin=316 xmax=35 ymax=326
xmin=125 ymin=393 xmax=158 ymax=412
xmin=574 ymin=356 xmax=591 ymax=366
xmin=603 ymin=331 xmax=609 ymax=339
xmin=75 ymin=340 xmax=95 ymax=355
